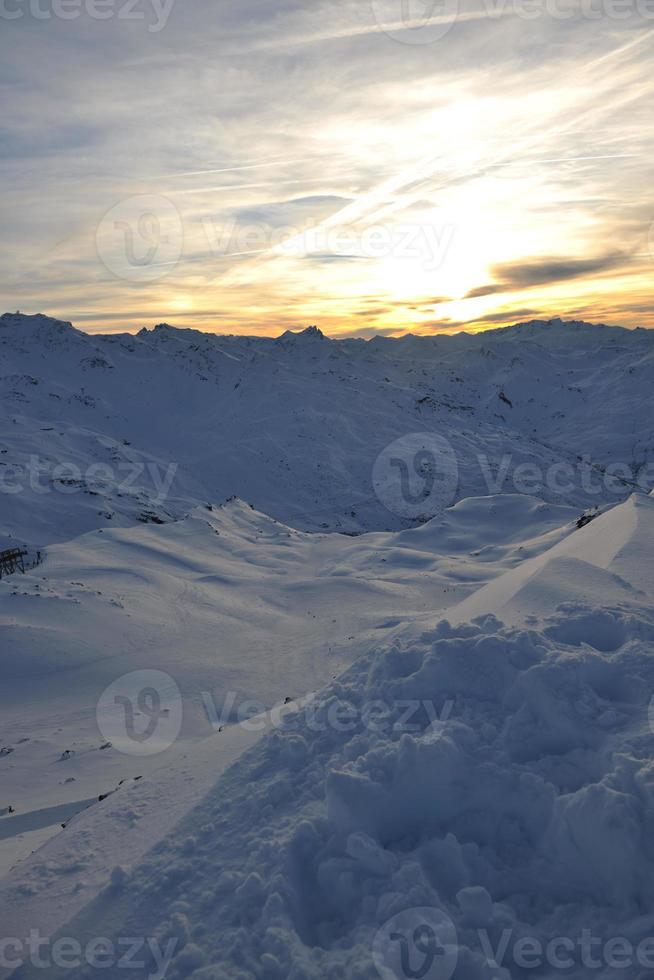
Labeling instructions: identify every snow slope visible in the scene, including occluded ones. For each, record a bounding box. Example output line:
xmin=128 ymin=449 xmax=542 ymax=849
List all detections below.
xmin=448 ymin=492 xmax=653 ymax=626
xmin=0 ymin=495 xmax=577 ymax=878
xmin=2 ymin=494 xmax=654 ymax=979
xmin=2 ymin=313 xmax=653 ymax=547
xmin=0 ymin=485 xmax=651 ymax=980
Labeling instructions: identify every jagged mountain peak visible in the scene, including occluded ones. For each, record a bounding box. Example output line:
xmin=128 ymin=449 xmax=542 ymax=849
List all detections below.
xmin=276 ymin=324 xmax=326 ymax=344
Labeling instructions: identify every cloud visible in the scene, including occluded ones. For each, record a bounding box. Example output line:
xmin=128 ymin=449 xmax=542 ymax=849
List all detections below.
xmin=465 ymin=253 xmax=633 ymax=300
xmin=352 ymin=306 xmax=394 ymax=316
xmin=474 ymin=308 xmax=540 ymax=324
xmin=493 ymin=252 xmax=631 ymax=288
xmin=303 ymin=253 xmax=372 ymax=263
xmin=409 ymin=297 xmax=453 ymax=308
xmin=1 ymin=0 xmax=653 ymax=332
xmin=422 ymin=308 xmax=541 ymax=331
xmin=464 ymin=284 xmax=507 ymax=299
xmin=232 ymin=196 xmax=352 ymax=227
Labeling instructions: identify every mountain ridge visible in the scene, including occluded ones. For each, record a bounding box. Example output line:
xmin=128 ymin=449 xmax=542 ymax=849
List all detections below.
xmin=1 ymin=313 xmax=653 ymax=549
xmin=4 ymin=311 xmax=649 ymax=344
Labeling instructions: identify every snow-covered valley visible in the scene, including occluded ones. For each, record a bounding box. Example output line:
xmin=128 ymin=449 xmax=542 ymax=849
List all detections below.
xmin=1 ymin=314 xmax=654 ymax=980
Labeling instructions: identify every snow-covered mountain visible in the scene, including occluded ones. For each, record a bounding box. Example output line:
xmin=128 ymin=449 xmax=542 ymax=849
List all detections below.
xmin=2 ymin=313 xmax=653 ymax=549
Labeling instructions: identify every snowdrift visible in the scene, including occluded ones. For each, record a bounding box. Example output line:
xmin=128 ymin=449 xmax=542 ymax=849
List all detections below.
xmin=450 ymin=493 xmax=653 ymax=625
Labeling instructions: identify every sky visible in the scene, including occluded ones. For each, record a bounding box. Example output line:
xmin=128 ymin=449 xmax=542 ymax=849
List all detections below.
xmin=1 ymin=0 xmax=653 ymax=337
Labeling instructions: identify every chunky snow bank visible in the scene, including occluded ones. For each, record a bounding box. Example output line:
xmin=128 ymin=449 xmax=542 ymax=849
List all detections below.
xmin=24 ymin=606 xmax=654 ymax=980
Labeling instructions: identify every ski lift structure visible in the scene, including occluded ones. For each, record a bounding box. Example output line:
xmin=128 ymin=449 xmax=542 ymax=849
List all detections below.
xmin=0 ymin=548 xmax=28 ymax=579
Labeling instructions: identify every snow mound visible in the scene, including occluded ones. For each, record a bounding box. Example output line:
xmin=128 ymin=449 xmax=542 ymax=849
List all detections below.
xmin=449 ymin=494 xmax=654 ymax=625
xmin=393 ymin=494 xmax=577 ymax=555
xmin=28 ymin=606 xmax=654 ymax=980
